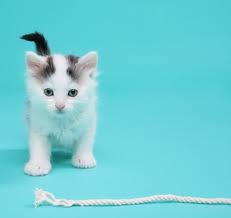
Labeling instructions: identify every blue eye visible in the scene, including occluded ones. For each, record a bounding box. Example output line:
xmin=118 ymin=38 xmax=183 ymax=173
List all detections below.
xmin=44 ymin=88 xmax=54 ymax=96
xmin=68 ymin=89 xmax=78 ymax=97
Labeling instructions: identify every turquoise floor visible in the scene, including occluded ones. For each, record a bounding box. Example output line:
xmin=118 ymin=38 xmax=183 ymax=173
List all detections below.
xmin=0 ymin=0 xmax=231 ymax=217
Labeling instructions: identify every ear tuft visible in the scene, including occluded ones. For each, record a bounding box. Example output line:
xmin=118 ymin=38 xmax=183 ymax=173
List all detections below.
xmin=26 ymin=51 xmax=47 ymax=75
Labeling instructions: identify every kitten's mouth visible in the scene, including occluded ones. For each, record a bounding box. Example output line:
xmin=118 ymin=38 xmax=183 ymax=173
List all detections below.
xmin=55 ymin=110 xmax=65 ymax=114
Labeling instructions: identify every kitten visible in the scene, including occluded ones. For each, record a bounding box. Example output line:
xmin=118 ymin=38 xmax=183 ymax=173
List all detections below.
xmin=21 ymin=32 xmax=97 ymax=176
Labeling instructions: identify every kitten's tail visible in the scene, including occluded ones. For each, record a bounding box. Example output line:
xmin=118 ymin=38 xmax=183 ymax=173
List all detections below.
xmin=20 ymin=32 xmax=50 ymax=56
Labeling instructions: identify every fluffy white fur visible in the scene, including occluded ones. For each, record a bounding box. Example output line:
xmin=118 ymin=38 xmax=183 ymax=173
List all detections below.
xmin=24 ymin=51 xmax=98 ymax=176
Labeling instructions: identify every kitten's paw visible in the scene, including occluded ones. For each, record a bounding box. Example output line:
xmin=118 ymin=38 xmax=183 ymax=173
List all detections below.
xmin=72 ymin=154 xmax=96 ymax=168
xmin=24 ymin=161 xmax=51 ymax=176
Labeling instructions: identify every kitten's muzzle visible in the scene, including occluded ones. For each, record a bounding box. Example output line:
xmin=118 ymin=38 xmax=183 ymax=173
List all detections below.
xmin=55 ymin=102 xmax=65 ymax=111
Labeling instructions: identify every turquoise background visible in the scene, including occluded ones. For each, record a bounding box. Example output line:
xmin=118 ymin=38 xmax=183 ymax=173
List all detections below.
xmin=0 ymin=0 xmax=231 ymax=217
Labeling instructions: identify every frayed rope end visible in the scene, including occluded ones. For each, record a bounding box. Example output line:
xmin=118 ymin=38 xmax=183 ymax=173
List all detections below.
xmin=34 ymin=188 xmax=51 ymax=207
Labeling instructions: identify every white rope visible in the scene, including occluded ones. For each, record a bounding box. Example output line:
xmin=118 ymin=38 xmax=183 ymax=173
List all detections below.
xmin=34 ymin=188 xmax=231 ymax=207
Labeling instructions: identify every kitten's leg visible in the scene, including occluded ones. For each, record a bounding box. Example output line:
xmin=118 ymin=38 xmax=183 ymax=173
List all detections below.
xmin=24 ymin=130 xmax=51 ymax=176
xmin=72 ymin=126 xmax=96 ymax=168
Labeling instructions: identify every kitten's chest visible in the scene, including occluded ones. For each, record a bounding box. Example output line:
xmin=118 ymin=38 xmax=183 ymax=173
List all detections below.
xmin=31 ymin=113 xmax=85 ymax=146
xmin=48 ymin=121 xmax=83 ymax=146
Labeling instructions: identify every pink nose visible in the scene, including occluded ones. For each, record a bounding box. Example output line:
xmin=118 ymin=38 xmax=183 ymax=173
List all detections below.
xmin=55 ymin=102 xmax=65 ymax=110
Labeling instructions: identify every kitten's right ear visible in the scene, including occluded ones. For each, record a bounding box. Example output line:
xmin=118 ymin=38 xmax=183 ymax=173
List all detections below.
xmin=26 ymin=51 xmax=47 ymax=75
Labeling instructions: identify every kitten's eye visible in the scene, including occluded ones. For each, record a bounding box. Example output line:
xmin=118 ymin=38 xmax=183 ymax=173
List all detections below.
xmin=44 ymin=88 xmax=54 ymax=96
xmin=68 ymin=89 xmax=78 ymax=97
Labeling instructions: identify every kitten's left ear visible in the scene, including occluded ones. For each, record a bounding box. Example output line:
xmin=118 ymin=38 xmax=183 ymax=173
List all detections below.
xmin=76 ymin=51 xmax=97 ymax=82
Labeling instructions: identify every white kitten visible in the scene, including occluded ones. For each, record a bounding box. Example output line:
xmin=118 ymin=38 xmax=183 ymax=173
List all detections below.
xmin=21 ymin=32 xmax=97 ymax=176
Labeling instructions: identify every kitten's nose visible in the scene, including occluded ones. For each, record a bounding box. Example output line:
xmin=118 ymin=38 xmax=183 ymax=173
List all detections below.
xmin=55 ymin=102 xmax=65 ymax=111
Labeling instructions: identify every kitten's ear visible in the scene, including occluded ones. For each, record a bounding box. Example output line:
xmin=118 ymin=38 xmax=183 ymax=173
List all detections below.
xmin=76 ymin=51 xmax=97 ymax=82
xmin=26 ymin=51 xmax=47 ymax=75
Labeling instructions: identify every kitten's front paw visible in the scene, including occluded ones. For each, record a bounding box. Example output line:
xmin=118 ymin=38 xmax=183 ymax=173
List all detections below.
xmin=72 ymin=154 xmax=96 ymax=168
xmin=24 ymin=161 xmax=51 ymax=176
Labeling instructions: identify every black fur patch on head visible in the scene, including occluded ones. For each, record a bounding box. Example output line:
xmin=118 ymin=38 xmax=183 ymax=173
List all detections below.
xmin=43 ymin=56 xmax=55 ymax=78
xmin=21 ymin=32 xmax=51 ymax=56
xmin=66 ymin=55 xmax=79 ymax=80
